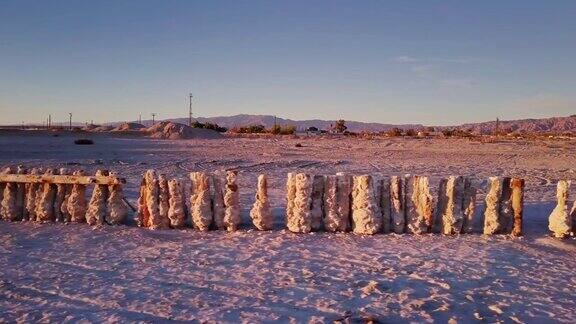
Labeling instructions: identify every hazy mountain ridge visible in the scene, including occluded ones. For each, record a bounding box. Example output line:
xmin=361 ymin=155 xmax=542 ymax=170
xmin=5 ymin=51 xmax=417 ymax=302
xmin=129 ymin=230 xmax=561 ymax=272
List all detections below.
xmin=105 ymin=114 xmax=576 ymax=134
xmin=459 ymin=115 xmax=576 ymax=134
xmin=164 ymin=114 xmax=576 ymax=134
xmin=165 ymin=114 xmax=423 ymax=132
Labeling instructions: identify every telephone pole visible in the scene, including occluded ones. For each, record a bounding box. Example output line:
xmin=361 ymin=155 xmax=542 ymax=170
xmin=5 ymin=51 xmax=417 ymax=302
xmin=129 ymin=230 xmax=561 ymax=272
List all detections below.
xmin=189 ymin=93 xmax=193 ymax=126
xmin=69 ymin=113 xmax=72 ymax=130
xmin=151 ymin=113 xmax=156 ymax=125
xmin=138 ymin=114 xmax=142 ymax=124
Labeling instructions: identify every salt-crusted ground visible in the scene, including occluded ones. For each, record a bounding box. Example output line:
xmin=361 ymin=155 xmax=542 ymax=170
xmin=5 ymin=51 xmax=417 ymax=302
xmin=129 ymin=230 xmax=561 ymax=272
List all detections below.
xmin=0 ymin=131 xmax=575 ymax=322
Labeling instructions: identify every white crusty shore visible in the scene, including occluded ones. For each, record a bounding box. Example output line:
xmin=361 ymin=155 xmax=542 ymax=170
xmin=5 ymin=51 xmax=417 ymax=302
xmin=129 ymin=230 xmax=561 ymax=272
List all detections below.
xmin=0 ymin=133 xmax=575 ymax=323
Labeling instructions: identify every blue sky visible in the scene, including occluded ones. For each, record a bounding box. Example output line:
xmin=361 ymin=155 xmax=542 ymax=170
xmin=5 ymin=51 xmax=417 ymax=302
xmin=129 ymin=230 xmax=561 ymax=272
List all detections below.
xmin=1 ymin=0 xmax=575 ymax=125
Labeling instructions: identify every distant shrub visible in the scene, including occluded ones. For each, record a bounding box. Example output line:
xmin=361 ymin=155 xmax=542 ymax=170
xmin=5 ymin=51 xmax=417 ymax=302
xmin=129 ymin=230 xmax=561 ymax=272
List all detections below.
xmin=387 ymin=127 xmax=403 ymax=137
xmin=191 ymin=121 xmax=228 ymax=133
xmin=269 ymin=124 xmax=295 ymax=135
xmin=333 ymin=119 xmax=347 ymax=133
xmin=280 ymin=125 xmax=296 ymax=135
xmin=404 ymin=129 xmax=416 ymax=137
xmin=231 ymin=124 xmax=266 ymax=134
xmin=443 ymin=128 xmax=475 ymax=138
xmin=442 ymin=129 xmax=455 ymax=137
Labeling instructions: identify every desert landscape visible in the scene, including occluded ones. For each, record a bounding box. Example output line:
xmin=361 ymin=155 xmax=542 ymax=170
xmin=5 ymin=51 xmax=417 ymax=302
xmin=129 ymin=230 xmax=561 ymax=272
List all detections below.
xmin=2 ymin=1 xmax=576 ymax=322
xmin=0 ymin=130 xmax=575 ymax=322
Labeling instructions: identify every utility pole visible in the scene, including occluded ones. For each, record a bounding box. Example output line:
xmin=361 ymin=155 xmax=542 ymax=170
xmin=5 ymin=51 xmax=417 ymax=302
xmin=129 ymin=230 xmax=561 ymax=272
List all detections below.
xmin=139 ymin=114 xmax=142 ymax=124
xmin=189 ymin=93 xmax=193 ymax=126
xmin=495 ymin=117 xmax=500 ymax=135
xmin=69 ymin=113 xmax=72 ymax=130
xmin=151 ymin=113 xmax=156 ymax=125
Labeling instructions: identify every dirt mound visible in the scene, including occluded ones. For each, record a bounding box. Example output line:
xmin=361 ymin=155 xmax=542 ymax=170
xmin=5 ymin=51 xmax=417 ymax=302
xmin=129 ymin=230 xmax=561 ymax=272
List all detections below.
xmin=146 ymin=121 xmax=223 ymax=139
xmin=111 ymin=122 xmax=146 ymax=132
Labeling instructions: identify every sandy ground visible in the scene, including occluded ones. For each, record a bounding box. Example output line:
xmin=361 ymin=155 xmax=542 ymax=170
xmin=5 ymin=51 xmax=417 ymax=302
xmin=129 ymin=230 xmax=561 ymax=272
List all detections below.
xmin=0 ymin=131 xmax=575 ymax=322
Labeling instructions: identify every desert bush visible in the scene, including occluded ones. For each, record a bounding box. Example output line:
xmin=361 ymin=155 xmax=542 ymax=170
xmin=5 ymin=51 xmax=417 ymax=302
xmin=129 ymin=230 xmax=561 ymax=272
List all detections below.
xmin=231 ymin=124 xmax=266 ymax=134
xmin=387 ymin=127 xmax=403 ymax=137
xmin=191 ymin=121 xmax=228 ymax=133
xmin=269 ymin=124 xmax=296 ymax=135
xmin=333 ymin=119 xmax=347 ymax=133
xmin=404 ymin=129 xmax=416 ymax=137
xmin=442 ymin=129 xmax=455 ymax=137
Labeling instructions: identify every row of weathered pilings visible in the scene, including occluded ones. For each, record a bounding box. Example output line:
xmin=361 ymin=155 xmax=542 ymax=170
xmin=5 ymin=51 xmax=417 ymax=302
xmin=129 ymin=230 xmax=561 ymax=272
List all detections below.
xmin=136 ymin=170 xmax=526 ymax=236
xmin=1 ymin=165 xmax=575 ymax=238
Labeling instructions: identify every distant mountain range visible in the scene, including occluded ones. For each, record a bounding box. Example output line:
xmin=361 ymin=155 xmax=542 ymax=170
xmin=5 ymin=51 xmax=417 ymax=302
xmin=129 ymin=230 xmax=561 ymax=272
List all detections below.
xmin=130 ymin=114 xmax=575 ymax=134
xmin=167 ymin=114 xmax=423 ymax=133
xmin=460 ymin=115 xmax=576 ymax=135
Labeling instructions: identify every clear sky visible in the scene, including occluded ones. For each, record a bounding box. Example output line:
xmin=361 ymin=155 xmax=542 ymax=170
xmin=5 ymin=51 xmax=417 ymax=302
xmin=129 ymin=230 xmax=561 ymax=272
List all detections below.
xmin=1 ymin=0 xmax=575 ymax=125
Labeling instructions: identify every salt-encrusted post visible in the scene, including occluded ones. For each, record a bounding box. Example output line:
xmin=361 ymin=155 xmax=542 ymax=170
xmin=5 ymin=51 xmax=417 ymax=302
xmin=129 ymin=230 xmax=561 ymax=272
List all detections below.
xmin=439 ymin=176 xmax=465 ymax=235
xmin=1 ymin=166 xmax=17 ymax=221
xmin=335 ymin=172 xmax=352 ymax=232
xmin=136 ymin=177 xmax=149 ymax=227
xmin=380 ymin=177 xmax=392 ymax=234
xmin=286 ymin=173 xmax=313 ymax=233
xmin=146 ymin=170 xmax=169 ymax=230
xmin=107 ymin=171 xmax=127 ymax=225
xmin=250 ymin=174 xmax=273 ymax=230
xmin=190 ymin=171 xmax=213 ymax=231
xmin=53 ymin=168 xmax=69 ymax=222
xmin=0 ymin=167 xmax=7 ymax=206
xmin=158 ymin=174 xmax=170 ymax=227
xmin=390 ymin=176 xmax=406 ymax=234
xmin=36 ymin=169 xmax=57 ymax=222
xmin=323 ymin=175 xmax=339 ymax=232
xmin=14 ymin=165 xmax=26 ymax=221
xmin=510 ymin=178 xmax=524 ymax=236
xmin=67 ymin=170 xmax=87 ymax=223
xmin=351 ymin=175 xmax=381 ymax=235
xmin=483 ymin=176 xmax=521 ymax=235
xmin=60 ymin=174 xmax=72 ymax=223
xmin=223 ymin=170 xmax=241 ymax=231
xmin=483 ymin=177 xmax=504 ymax=235
xmin=167 ymin=179 xmax=187 ymax=228
xmin=86 ymin=170 xmax=109 ymax=226
xmin=310 ymin=175 xmax=325 ymax=231
xmin=286 ymin=172 xmax=296 ymax=227
xmin=24 ymin=168 xmax=40 ymax=221
xmin=405 ymin=175 xmax=434 ymax=234
xmin=548 ymin=180 xmax=572 ymax=238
